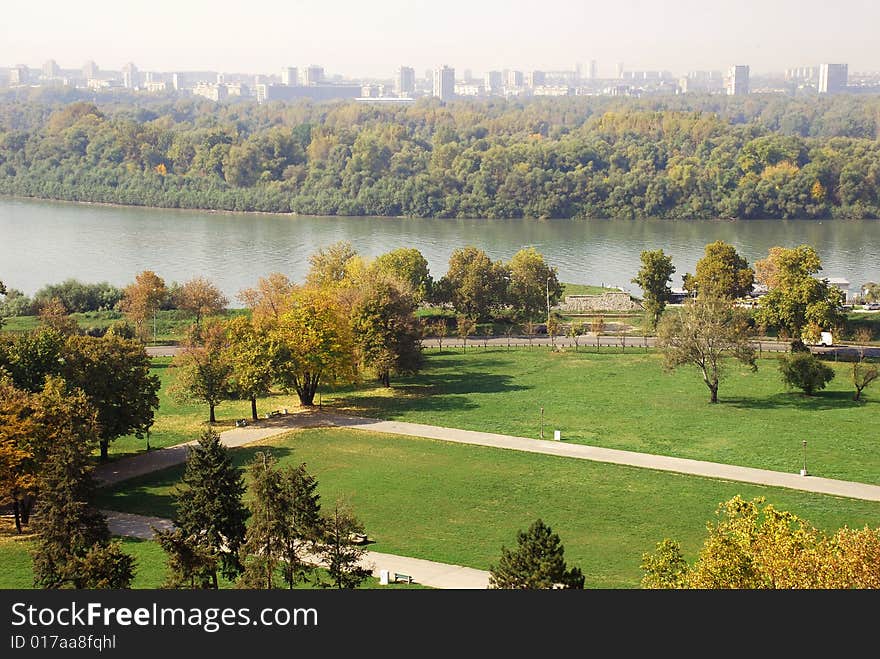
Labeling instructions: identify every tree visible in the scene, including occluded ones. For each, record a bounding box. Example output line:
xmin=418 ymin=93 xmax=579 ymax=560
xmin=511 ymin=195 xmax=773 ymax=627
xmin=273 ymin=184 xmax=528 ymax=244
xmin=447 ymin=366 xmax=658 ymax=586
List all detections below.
xmin=632 ymin=249 xmax=676 ymax=329
xmin=171 ymin=321 xmax=235 ymax=423
xmin=305 ymin=240 xmax=358 ymax=289
xmin=641 ymin=496 xmax=880 ymax=589
xmin=156 ymin=527 xmax=219 ymax=589
xmin=428 ymin=319 xmax=449 ymax=353
xmin=566 ymin=322 xmax=587 ymax=351
xmin=778 ymin=352 xmax=835 ymax=396
xmin=237 ymin=273 xmax=296 ymax=323
xmin=438 ymin=246 xmax=508 ymax=321
xmin=488 ymin=519 xmax=585 ymax=589
xmin=224 ymin=316 xmax=275 ymax=421
xmin=754 ymin=245 xmax=842 ymax=344
xmin=350 ymin=278 xmax=423 ymax=387
xmin=37 ymin=297 xmax=79 ymax=335
xmin=272 ymin=288 xmax=356 ymax=406
xmin=507 ymin=247 xmax=562 ymax=322
xmin=30 ymin=378 xmax=135 ymax=589
xmin=61 ymin=334 xmax=160 ymax=461
xmin=174 ymin=429 xmax=249 ymax=587
xmin=239 ymin=452 xmax=324 ymax=590
xmin=683 ymin=240 xmax=754 ymax=300
xmin=0 ymin=379 xmax=41 ymax=533
xmin=863 ymin=282 xmax=880 ymax=303
xmin=656 ymin=297 xmax=757 ymax=403
xmin=456 ymin=316 xmax=476 ymax=350
xmin=175 ymin=276 xmax=228 ymax=325
xmin=319 ymin=501 xmax=371 ymax=589
xmin=120 ymin=270 xmax=167 ymax=341
xmin=372 ymin=247 xmax=433 ymax=303
xmin=852 ymin=360 xmax=878 ymax=402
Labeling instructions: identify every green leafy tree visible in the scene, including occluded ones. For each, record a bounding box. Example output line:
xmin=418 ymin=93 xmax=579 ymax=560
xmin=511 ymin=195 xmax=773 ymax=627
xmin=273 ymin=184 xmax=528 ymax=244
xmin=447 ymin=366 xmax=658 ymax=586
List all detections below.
xmin=632 ymin=249 xmax=676 ymax=329
xmin=319 ymin=501 xmax=371 ymax=589
xmin=438 ymin=246 xmax=508 ymax=321
xmin=657 ymin=297 xmax=757 ymax=403
xmin=224 ymin=316 xmax=275 ymax=421
xmin=488 ymin=519 xmax=585 ymax=589
xmin=171 ymin=322 xmax=235 ymax=423
xmin=174 ymin=429 xmax=249 ymax=587
xmin=0 ymin=327 xmax=65 ymax=393
xmin=778 ymin=352 xmax=835 ymax=396
xmin=507 ymin=247 xmax=562 ymax=322
xmin=61 ymin=334 xmax=160 ymax=461
xmin=372 ymin=247 xmax=433 ymax=303
xmin=351 ymin=278 xmax=423 ymax=387
xmin=683 ymin=240 xmax=754 ymax=300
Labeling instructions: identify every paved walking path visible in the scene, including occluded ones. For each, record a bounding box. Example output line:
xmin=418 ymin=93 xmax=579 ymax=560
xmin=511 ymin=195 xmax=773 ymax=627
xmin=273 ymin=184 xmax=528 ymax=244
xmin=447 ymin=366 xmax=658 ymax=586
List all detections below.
xmin=103 ymin=510 xmax=489 ymax=589
xmin=98 ymin=410 xmax=880 ymax=501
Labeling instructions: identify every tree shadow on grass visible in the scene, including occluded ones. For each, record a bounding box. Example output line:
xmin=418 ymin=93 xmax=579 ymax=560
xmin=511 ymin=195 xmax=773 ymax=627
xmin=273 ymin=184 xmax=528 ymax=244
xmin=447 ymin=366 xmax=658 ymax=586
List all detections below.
xmin=722 ymin=390 xmax=874 ymax=412
xmin=333 ymin=369 xmax=530 ymax=419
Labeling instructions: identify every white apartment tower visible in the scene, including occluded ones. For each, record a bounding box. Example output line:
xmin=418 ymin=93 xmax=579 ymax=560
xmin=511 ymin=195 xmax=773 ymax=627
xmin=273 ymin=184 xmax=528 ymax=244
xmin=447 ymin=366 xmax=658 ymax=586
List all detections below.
xmin=433 ymin=65 xmax=455 ymax=100
xmin=281 ymin=67 xmax=299 ymax=86
xmin=395 ymin=66 xmax=416 ymax=96
xmin=818 ymin=63 xmax=848 ymax=94
xmin=727 ymin=65 xmax=750 ymax=96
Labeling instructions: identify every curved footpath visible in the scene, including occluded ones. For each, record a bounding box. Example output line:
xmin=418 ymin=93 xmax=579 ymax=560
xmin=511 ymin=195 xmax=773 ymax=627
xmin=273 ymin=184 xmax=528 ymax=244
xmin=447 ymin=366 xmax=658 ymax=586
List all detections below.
xmin=96 ymin=409 xmax=880 ymax=588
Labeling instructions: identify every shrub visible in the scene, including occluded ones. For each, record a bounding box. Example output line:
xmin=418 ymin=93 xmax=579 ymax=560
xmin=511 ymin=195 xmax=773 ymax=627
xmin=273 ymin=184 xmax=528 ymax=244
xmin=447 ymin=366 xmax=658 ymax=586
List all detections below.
xmin=778 ymin=352 xmax=835 ymax=395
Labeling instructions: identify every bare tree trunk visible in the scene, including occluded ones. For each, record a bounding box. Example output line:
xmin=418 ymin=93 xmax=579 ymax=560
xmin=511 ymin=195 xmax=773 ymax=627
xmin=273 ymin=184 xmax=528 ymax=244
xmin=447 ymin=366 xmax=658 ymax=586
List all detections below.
xmin=251 ymin=395 xmax=258 ymax=421
xmin=209 ymin=404 xmax=216 ymax=423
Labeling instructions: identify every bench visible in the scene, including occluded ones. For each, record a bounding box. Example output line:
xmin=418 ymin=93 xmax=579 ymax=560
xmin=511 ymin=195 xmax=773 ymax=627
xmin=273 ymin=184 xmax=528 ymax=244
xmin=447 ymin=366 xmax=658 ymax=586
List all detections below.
xmin=265 ymin=410 xmax=283 ymax=419
xmin=235 ymin=419 xmax=248 ymax=428
xmin=393 ymin=572 xmax=413 ymax=584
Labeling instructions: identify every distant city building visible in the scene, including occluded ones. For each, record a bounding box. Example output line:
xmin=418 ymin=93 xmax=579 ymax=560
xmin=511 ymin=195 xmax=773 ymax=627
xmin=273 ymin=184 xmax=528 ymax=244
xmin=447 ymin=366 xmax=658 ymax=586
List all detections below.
xmin=171 ymin=73 xmax=181 ymax=90
xmin=144 ymin=80 xmax=168 ymax=92
xmin=454 ymin=82 xmax=482 ymax=96
xmin=526 ymin=70 xmax=546 ymax=88
xmin=463 ymin=68 xmax=473 ymax=82
xmin=87 ymin=78 xmax=121 ymax=91
xmin=818 ymin=63 xmax=848 ymax=94
xmin=507 ymin=70 xmax=524 ymax=87
xmin=433 ymin=65 xmax=455 ymax=100
xmin=193 ymin=82 xmax=228 ymax=101
xmin=727 ymin=65 xmax=750 ymax=95
xmin=484 ymin=70 xmax=503 ymax=93
xmin=616 ymin=61 xmax=624 ymax=79
xmin=533 ymin=85 xmax=571 ymax=97
xmin=256 ymin=82 xmax=360 ymax=103
xmin=122 ymin=62 xmax=139 ymax=89
xmin=42 ymin=59 xmax=60 ymax=79
xmin=281 ymin=67 xmax=298 ymax=86
xmin=302 ymin=65 xmax=324 ymax=86
xmin=9 ymin=65 xmax=29 ymax=85
xmin=216 ymin=73 xmax=225 ymax=84
xmin=785 ymin=66 xmax=818 ymax=82
xmin=589 ymin=60 xmax=598 ymax=80
xmin=395 ymin=66 xmax=415 ymax=96
xmin=82 ymin=60 xmax=99 ymax=80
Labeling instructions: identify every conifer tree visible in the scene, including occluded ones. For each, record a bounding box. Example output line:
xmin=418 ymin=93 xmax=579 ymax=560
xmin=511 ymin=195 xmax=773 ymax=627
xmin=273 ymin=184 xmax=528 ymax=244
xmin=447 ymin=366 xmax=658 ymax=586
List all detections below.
xmin=175 ymin=429 xmax=248 ymax=588
xmin=488 ymin=519 xmax=585 ymax=589
xmin=320 ymin=501 xmax=371 ymax=589
xmin=156 ymin=528 xmax=219 ymax=589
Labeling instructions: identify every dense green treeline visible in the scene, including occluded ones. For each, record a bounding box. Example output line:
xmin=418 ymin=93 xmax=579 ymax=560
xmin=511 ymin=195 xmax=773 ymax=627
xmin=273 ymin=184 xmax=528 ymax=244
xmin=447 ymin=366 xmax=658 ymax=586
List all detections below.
xmin=1 ymin=89 xmax=880 ymax=218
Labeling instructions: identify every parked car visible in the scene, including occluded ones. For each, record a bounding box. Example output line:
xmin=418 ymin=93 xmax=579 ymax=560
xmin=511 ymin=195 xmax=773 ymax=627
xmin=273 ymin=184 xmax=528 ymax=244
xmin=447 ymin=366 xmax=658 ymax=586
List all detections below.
xmin=863 ymin=302 xmax=880 ymax=311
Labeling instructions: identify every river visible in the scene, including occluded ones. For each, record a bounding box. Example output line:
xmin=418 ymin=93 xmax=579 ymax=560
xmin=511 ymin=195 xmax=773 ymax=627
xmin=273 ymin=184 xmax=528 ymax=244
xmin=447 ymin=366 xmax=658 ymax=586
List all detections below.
xmin=1 ymin=197 xmax=878 ymax=301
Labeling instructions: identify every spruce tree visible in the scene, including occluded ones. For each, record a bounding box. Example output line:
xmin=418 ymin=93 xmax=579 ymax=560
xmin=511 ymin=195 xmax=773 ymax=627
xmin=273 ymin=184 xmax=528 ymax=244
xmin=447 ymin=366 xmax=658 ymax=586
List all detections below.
xmin=488 ymin=519 xmax=585 ymax=589
xmin=175 ymin=429 xmax=248 ymax=588
xmin=279 ymin=462 xmax=323 ymax=589
xmin=156 ymin=528 xmax=219 ymax=589
xmin=320 ymin=501 xmax=371 ymax=589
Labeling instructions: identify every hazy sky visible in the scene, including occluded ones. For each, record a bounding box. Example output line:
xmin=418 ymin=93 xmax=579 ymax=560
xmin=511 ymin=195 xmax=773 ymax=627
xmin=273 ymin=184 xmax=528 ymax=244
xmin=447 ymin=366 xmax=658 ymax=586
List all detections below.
xmin=3 ymin=0 xmax=878 ymax=78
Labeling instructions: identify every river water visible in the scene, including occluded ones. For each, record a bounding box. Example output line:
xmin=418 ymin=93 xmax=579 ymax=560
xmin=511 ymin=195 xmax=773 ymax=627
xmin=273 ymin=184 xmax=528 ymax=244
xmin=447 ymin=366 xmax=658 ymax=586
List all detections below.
xmin=1 ymin=197 xmax=878 ymax=301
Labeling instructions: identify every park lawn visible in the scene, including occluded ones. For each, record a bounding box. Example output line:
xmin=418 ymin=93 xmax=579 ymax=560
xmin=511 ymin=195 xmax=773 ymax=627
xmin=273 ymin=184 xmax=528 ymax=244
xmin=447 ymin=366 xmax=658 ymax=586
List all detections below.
xmin=94 ymin=427 xmax=880 ymax=589
xmin=560 ymin=283 xmax=619 ymax=297
xmin=109 ymin=357 xmax=304 ymax=458
xmin=323 ymin=349 xmax=880 ymax=484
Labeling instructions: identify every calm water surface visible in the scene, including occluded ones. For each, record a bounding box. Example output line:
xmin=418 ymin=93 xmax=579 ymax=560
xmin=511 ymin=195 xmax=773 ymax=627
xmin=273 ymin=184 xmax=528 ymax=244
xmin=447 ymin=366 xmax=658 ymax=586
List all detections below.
xmin=1 ymin=197 xmax=878 ymax=301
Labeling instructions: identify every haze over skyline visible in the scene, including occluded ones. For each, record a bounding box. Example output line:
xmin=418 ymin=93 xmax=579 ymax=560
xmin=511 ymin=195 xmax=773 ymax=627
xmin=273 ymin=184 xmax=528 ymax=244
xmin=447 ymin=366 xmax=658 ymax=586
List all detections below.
xmin=3 ymin=0 xmax=878 ymax=78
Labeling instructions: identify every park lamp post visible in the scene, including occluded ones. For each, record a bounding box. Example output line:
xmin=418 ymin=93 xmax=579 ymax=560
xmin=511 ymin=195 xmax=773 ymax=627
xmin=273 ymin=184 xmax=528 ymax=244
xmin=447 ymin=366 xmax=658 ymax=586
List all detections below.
xmin=801 ymin=440 xmax=808 ymax=477
xmin=546 ymin=276 xmax=551 ymax=327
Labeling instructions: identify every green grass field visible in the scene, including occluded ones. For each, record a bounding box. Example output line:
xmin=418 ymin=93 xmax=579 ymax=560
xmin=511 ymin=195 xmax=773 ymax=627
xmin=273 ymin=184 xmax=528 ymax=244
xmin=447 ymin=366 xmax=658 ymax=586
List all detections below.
xmin=94 ymin=427 xmax=880 ymax=589
xmin=324 ymin=349 xmax=880 ymax=484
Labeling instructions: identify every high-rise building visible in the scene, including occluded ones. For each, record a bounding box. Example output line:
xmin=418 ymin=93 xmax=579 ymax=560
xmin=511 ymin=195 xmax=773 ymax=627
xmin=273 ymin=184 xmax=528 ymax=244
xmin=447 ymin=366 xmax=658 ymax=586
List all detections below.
xmin=42 ymin=59 xmax=60 ymax=79
xmin=171 ymin=73 xmax=181 ymax=90
xmin=302 ymin=65 xmax=324 ymax=86
xmin=281 ymin=67 xmax=298 ymax=86
xmin=589 ymin=60 xmax=598 ymax=80
xmin=526 ymin=70 xmax=545 ymax=88
xmin=726 ymin=65 xmax=749 ymax=96
xmin=818 ymin=63 xmax=848 ymax=94
xmin=122 ymin=62 xmax=138 ymax=89
xmin=432 ymin=65 xmax=455 ymax=100
xmin=484 ymin=70 xmax=503 ymax=94
xmin=507 ymin=70 xmax=524 ymax=87
xmin=395 ymin=66 xmax=415 ymax=96
xmin=616 ymin=62 xmax=624 ymax=79
xmin=82 ymin=60 xmax=99 ymax=80
xmin=9 ymin=65 xmax=29 ymax=85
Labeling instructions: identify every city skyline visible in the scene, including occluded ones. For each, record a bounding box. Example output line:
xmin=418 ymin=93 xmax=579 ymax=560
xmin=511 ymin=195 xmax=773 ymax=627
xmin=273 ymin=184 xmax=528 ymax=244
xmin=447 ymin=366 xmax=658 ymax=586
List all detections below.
xmin=3 ymin=0 xmax=880 ymax=78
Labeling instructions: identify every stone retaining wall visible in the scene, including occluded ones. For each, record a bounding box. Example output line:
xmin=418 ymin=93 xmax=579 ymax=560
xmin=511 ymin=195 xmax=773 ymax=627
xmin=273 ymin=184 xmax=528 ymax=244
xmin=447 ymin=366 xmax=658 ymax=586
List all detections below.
xmin=558 ymin=292 xmax=643 ymax=312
